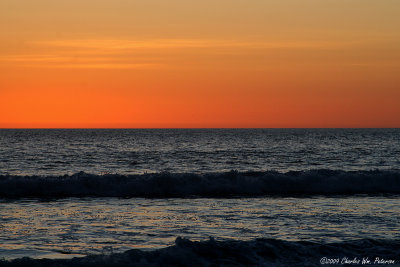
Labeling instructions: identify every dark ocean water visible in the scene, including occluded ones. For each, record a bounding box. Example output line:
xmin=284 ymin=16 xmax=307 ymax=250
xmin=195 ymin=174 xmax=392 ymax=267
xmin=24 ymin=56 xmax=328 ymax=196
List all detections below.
xmin=1 ymin=128 xmax=399 ymax=176
xmin=1 ymin=129 xmax=400 ymax=266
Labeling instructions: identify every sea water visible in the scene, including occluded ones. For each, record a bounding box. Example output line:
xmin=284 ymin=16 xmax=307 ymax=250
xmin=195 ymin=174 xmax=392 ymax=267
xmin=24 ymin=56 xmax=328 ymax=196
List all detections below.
xmin=1 ymin=129 xmax=400 ymax=265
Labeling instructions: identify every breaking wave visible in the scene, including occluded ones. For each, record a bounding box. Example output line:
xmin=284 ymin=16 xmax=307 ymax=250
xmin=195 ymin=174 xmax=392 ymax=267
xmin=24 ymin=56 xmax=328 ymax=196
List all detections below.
xmin=1 ymin=237 xmax=399 ymax=266
xmin=1 ymin=169 xmax=400 ymax=198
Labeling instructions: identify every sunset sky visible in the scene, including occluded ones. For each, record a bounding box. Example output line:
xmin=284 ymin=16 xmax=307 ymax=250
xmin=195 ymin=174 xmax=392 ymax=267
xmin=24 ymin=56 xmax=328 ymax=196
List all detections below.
xmin=1 ymin=0 xmax=399 ymax=128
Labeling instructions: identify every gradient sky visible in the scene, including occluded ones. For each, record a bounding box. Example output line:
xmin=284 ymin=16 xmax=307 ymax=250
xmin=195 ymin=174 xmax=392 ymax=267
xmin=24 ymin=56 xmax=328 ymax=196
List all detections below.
xmin=1 ymin=0 xmax=399 ymax=128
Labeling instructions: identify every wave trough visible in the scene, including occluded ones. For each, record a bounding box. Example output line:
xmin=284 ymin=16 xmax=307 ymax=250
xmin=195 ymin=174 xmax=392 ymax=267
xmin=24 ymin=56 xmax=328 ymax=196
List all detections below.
xmin=1 ymin=169 xmax=400 ymax=198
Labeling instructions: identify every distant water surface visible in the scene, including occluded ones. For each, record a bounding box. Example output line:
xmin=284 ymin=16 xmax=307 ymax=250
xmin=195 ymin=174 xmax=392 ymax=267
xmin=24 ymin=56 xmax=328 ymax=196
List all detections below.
xmin=0 ymin=129 xmax=399 ymax=176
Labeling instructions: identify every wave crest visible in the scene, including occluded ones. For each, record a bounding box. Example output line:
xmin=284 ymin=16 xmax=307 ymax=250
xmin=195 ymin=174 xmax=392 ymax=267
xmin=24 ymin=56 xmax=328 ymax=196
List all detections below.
xmin=1 ymin=169 xmax=400 ymax=198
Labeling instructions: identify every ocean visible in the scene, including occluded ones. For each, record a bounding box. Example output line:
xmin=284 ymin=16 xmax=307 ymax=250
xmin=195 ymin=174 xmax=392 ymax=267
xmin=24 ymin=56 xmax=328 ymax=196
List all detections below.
xmin=1 ymin=129 xmax=400 ymax=266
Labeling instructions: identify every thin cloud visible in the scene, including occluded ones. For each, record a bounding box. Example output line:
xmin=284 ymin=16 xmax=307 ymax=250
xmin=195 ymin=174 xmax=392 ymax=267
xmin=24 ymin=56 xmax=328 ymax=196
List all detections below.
xmin=46 ymin=63 xmax=160 ymax=69
xmin=1 ymin=55 xmax=74 ymax=62
xmin=35 ymin=39 xmax=352 ymax=50
xmin=1 ymin=53 xmax=162 ymax=69
xmin=2 ymin=38 xmax=357 ymax=69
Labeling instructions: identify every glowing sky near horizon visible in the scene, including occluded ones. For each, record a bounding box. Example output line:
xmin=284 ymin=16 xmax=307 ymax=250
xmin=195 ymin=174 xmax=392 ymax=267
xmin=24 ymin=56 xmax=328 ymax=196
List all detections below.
xmin=1 ymin=0 xmax=399 ymax=128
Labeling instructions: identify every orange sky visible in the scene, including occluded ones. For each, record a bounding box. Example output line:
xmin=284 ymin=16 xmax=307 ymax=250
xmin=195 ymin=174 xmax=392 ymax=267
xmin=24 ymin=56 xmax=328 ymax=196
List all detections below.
xmin=1 ymin=0 xmax=399 ymax=128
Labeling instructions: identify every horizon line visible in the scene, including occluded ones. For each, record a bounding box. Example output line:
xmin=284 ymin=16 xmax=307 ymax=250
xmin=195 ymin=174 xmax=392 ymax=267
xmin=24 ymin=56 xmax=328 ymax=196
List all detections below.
xmin=0 ymin=127 xmax=399 ymax=130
